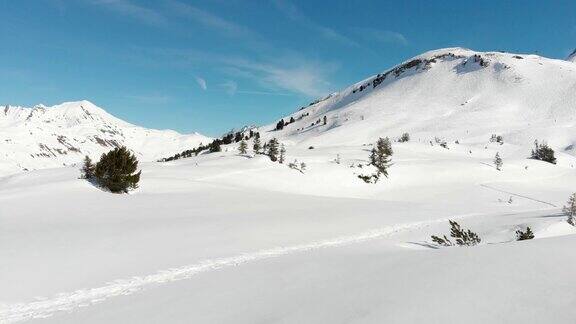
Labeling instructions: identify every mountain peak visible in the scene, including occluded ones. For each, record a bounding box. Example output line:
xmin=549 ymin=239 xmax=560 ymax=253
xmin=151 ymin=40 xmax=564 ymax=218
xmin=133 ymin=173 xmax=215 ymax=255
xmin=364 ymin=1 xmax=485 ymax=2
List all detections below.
xmin=0 ymin=100 xmax=211 ymax=176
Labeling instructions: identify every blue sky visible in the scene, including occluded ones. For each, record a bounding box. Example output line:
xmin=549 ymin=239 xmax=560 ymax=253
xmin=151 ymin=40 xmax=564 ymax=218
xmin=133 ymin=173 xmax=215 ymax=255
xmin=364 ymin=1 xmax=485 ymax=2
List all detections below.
xmin=1 ymin=0 xmax=575 ymax=136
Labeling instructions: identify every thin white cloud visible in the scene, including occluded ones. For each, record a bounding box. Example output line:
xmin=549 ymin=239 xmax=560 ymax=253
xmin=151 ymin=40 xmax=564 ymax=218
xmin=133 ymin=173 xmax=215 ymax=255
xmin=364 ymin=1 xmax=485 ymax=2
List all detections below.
xmin=195 ymin=77 xmax=207 ymax=90
xmin=89 ymin=0 xmax=166 ymax=26
xmin=222 ymin=56 xmax=336 ymax=97
xmin=221 ymin=80 xmax=237 ymax=95
xmin=125 ymin=93 xmax=172 ymax=105
xmin=352 ymin=27 xmax=408 ymax=46
xmin=165 ymin=0 xmax=256 ymax=39
xmin=272 ymin=0 xmax=359 ymax=47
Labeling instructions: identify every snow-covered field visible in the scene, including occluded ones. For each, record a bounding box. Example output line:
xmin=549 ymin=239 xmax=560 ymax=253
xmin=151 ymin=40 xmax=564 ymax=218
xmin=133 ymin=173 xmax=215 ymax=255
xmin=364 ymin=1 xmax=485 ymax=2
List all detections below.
xmin=3 ymin=48 xmax=576 ymax=323
xmin=2 ymin=139 xmax=576 ymax=323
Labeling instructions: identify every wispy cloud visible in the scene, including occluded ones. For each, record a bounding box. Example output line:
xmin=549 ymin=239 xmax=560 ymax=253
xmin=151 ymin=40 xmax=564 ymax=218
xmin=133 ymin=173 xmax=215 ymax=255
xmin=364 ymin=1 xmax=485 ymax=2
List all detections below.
xmin=220 ymin=80 xmax=237 ymax=95
xmin=125 ymin=93 xmax=172 ymax=105
xmin=89 ymin=0 xmax=166 ymax=26
xmin=128 ymin=47 xmax=336 ymax=98
xmin=222 ymin=56 xmax=336 ymax=97
xmin=351 ymin=27 xmax=408 ymax=46
xmin=165 ymin=0 xmax=257 ymax=39
xmin=195 ymin=76 xmax=207 ymax=90
xmin=272 ymin=0 xmax=358 ymax=47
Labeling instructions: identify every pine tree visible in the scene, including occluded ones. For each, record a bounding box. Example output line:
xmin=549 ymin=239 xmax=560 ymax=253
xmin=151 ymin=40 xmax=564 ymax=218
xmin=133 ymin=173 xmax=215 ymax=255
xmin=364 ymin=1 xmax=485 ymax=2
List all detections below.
xmin=209 ymin=140 xmax=221 ymax=153
xmin=373 ymin=137 xmax=392 ymax=177
xmin=238 ymin=140 xmax=248 ymax=154
xmin=431 ymin=220 xmax=481 ymax=247
xmin=253 ymin=136 xmax=261 ymax=154
xmin=516 ymin=227 xmax=535 ymax=241
xmin=80 ymin=155 xmax=95 ymax=179
xmin=300 ymin=162 xmax=306 ymax=171
xmin=563 ymin=193 xmax=576 ymax=226
xmin=94 ymin=146 xmax=141 ymax=193
xmin=399 ymin=132 xmax=410 ymax=142
xmin=275 ymin=119 xmax=285 ymax=130
xmin=267 ymin=138 xmax=279 ymax=162
xmin=323 ymin=115 xmax=327 ymax=125
xmin=279 ymin=144 xmax=286 ymax=164
xmin=531 ymin=140 xmax=556 ymax=164
xmin=494 ymin=152 xmax=503 ymax=171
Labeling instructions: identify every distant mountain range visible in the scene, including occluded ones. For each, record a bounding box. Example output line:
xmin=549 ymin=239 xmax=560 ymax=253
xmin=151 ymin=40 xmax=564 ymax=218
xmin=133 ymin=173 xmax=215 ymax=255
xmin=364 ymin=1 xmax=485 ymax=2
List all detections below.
xmin=3 ymin=47 xmax=576 ymax=176
xmin=0 ymin=100 xmax=210 ymax=175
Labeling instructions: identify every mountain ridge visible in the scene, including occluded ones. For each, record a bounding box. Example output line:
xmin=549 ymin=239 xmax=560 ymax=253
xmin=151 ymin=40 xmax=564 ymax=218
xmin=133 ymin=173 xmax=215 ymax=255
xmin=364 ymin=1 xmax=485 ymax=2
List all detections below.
xmin=0 ymin=100 xmax=210 ymax=176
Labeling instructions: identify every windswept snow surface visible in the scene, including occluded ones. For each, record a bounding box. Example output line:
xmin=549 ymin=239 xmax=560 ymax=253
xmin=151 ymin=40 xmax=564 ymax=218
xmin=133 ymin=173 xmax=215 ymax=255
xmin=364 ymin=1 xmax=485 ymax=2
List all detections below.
xmin=3 ymin=48 xmax=576 ymax=323
xmin=2 ymin=142 xmax=576 ymax=323
xmin=0 ymin=100 xmax=210 ymax=176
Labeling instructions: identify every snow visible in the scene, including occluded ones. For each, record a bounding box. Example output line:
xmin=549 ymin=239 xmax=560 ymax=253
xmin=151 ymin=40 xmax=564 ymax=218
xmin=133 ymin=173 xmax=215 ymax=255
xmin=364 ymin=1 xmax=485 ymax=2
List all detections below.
xmin=3 ymin=48 xmax=576 ymax=323
xmin=0 ymin=100 xmax=211 ymax=176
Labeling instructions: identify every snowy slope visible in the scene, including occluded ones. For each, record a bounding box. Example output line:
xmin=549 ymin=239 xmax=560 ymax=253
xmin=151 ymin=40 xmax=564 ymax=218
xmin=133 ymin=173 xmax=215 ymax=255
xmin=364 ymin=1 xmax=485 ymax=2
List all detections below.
xmin=3 ymin=48 xmax=576 ymax=323
xmin=0 ymin=100 xmax=211 ymax=175
xmin=261 ymin=48 xmax=576 ymax=154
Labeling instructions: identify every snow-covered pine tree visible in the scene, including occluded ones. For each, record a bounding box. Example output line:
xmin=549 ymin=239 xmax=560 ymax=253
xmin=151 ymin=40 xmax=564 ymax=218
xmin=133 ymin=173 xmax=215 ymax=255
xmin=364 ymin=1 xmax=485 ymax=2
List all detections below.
xmin=516 ymin=227 xmax=535 ymax=240
xmin=238 ymin=140 xmax=248 ymax=154
xmin=563 ymin=193 xmax=576 ymax=226
xmin=373 ymin=137 xmax=392 ymax=177
xmin=267 ymin=138 xmax=279 ymax=162
xmin=531 ymin=140 xmax=556 ymax=164
xmin=494 ymin=152 xmax=503 ymax=171
xmin=80 ymin=155 xmax=95 ymax=179
xmin=253 ymin=135 xmax=261 ymax=154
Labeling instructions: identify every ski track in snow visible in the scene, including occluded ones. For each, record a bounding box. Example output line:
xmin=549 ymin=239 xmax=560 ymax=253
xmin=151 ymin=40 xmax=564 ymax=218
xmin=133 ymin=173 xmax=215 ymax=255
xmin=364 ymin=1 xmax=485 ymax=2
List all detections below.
xmin=479 ymin=184 xmax=557 ymax=207
xmin=0 ymin=214 xmax=477 ymax=323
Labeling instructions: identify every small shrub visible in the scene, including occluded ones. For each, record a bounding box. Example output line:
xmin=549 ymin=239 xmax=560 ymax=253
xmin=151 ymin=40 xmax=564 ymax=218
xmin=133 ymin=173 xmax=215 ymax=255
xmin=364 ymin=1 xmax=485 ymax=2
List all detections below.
xmin=516 ymin=227 xmax=535 ymax=241
xmin=494 ymin=152 xmax=503 ymax=171
xmin=563 ymin=193 xmax=576 ymax=226
xmin=398 ymin=132 xmax=410 ymax=142
xmin=531 ymin=140 xmax=556 ymax=164
xmin=431 ymin=220 xmax=481 ymax=247
xmin=238 ymin=140 xmax=248 ymax=154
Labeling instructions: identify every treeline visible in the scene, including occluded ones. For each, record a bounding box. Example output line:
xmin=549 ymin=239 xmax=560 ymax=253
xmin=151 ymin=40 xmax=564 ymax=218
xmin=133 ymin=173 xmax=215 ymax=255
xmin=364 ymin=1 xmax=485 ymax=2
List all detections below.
xmin=159 ymin=129 xmax=260 ymax=162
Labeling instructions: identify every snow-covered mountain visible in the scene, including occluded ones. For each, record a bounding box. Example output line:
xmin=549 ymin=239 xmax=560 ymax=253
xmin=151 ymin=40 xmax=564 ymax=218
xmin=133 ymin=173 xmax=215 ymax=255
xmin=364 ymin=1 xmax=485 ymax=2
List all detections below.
xmin=0 ymin=100 xmax=210 ymax=175
xmin=261 ymin=48 xmax=576 ymax=153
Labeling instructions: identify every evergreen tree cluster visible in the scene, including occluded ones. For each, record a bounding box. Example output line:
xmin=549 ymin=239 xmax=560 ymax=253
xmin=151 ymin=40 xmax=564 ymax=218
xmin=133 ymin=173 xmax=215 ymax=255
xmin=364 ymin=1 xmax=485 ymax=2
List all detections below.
xmin=274 ymin=117 xmax=297 ymax=131
xmin=531 ymin=140 xmax=556 ymax=164
xmin=81 ymin=146 xmax=141 ymax=193
xmin=490 ymin=134 xmax=504 ymax=145
xmin=431 ymin=220 xmax=481 ymax=247
xmin=159 ymin=129 xmax=260 ymax=162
